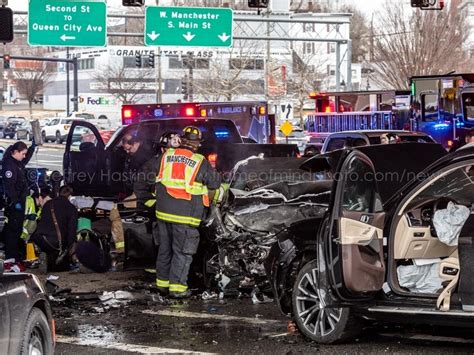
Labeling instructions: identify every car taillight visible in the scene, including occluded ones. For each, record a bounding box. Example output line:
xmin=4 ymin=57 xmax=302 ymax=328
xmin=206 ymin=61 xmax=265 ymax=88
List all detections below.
xmin=64 ymin=125 xmax=70 ymax=130
xmin=208 ymin=153 xmax=218 ymax=168
xmin=447 ymin=140 xmax=453 ymax=147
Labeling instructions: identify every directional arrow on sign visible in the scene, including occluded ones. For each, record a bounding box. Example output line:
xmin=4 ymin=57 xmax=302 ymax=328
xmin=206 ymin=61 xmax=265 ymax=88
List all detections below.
xmin=147 ymin=31 xmax=160 ymax=41
xmin=183 ymin=32 xmax=195 ymax=42
xmin=218 ymin=33 xmax=231 ymax=42
xmin=286 ymin=104 xmax=293 ymax=119
xmin=60 ymin=34 xmax=76 ymax=42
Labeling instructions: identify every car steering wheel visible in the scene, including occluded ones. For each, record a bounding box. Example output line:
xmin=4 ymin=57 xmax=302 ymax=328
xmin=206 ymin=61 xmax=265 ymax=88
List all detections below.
xmin=430 ymin=197 xmax=458 ymax=238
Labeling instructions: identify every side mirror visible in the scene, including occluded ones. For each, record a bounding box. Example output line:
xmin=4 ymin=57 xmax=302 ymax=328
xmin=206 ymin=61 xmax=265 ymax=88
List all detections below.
xmin=0 ymin=260 xmax=4 ymax=277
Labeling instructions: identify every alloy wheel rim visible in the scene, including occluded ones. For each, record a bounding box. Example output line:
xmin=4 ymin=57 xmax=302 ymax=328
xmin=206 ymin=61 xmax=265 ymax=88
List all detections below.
xmin=295 ymin=267 xmax=342 ymax=337
xmin=28 ymin=327 xmax=44 ymax=355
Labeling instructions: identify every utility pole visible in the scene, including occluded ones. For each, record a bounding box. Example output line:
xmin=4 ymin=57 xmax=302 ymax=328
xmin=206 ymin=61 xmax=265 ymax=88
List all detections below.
xmin=155 ymin=0 xmax=162 ymax=102
xmin=187 ymin=53 xmax=194 ymax=102
xmin=66 ymin=47 xmax=70 ymax=115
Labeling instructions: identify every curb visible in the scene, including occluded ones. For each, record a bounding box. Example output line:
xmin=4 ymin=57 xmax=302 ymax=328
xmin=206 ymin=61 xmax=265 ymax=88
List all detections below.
xmin=0 ymin=138 xmax=65 ymax=150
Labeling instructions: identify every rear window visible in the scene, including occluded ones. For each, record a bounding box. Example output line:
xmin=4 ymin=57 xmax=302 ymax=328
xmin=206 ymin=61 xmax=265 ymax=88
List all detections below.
xmin=63 ymin=119 xmax=75 ymax=124
xmin=368 ymin=135 xmax=434 ymax=144
xmin=326 ymin=137 xmax=347 ymax=152
xmin=159 ymin=120 xmax=242 ymax=144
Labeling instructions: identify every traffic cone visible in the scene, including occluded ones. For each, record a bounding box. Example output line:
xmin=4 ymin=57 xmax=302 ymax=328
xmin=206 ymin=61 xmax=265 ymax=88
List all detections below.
xmin=26 ymin=242 xmax=38 ymax=262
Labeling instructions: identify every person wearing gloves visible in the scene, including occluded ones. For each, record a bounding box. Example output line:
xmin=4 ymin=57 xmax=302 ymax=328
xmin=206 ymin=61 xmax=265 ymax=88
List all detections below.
xmin=1 ymin=139 xmax=36 ymax=262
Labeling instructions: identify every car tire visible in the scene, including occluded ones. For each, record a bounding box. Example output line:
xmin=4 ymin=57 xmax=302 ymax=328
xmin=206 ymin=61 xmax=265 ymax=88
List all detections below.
xmin=55 ymin=131 xmax=62 ymax=144
xmin=292 ymin=260 xmax=361 ymax=344
xmin=41 ymin=131 xmax=47 ymax=143
xmin=20 ymin=307 xmax=54 ymax=355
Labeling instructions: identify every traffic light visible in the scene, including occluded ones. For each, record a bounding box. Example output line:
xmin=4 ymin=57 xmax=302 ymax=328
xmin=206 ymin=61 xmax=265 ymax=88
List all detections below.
xmin=135 ymin=54 xmax=141 ymax=68
xmin=3 ymin=54 xmax=11 ymax=69
xmin=148 ymin=54 xmax=155 ymax=68
xmin=122 ymin=0 xmax=144 ymax=6
xmin=248 ymin=0 xmax=269 ymax=8
xmin=181 ymin=75 xmax=189 ymax=100
xmin=0 ymin=7 xmax=14 ymax=43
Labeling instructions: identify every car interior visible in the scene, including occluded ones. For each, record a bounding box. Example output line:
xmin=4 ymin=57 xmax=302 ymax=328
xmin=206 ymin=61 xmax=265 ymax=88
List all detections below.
xmin=390 ymin=163 xmax=474 ymax=310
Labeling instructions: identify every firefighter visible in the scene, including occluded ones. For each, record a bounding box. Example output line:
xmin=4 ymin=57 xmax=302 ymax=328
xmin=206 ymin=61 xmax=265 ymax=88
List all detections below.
xmin=137 ymin=126 xmax=221 ymax=298
xmin=1 ymin=140 xmax=36 ymax=263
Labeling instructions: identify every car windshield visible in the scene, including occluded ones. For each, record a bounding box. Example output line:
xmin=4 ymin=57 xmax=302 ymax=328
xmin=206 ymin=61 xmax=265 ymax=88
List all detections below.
xmin=368 ymin=135 xmax=434 ymax=144
xmin=415 ymin=164 xmax=474 ymax=206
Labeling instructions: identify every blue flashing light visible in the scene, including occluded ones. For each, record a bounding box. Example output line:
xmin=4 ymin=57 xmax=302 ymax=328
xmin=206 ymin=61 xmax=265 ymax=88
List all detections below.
xmin=154 ymin=109 xmax=164 ymax=117
xmin=456 ymin=122 xmax=465 ymax=127
xmin=433 ymin=123 xmax=450 ymax=130
xmin=215 ymin=130 xmax=230 ymax=138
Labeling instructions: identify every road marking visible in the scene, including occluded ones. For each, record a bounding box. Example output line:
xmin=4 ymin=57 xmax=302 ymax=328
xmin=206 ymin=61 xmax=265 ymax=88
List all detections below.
xmin=142 ymin=309 xmax=282 ymax=326
xmin=56 ymin=335 xmax=216 ymax=354
xmin=379 ymin=332 xmax=474 ymax=344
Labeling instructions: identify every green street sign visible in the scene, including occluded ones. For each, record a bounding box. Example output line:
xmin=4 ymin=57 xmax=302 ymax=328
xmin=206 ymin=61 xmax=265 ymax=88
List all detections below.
xmin=145 ymin=6 xmax=233 ymax=48
xmin=28 ymin=0 xmax=107 ymax=47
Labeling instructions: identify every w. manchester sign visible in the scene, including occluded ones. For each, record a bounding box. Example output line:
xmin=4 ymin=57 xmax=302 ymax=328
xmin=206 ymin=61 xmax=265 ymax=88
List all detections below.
xmin=145 ymin=6 xmax=233 ymax=47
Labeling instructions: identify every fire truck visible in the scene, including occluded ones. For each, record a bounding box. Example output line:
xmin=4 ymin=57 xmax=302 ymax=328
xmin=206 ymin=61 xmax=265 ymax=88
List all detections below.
xmin=305 ymin=74 xmax=474 ymax=149
xmin=121 ymin=101 xmax=275 ymax=144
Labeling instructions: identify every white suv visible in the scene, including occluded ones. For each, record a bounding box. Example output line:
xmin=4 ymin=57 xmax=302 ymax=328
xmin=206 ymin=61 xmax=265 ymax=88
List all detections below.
xmin=42 ymin=117 xmax=83 ymax=143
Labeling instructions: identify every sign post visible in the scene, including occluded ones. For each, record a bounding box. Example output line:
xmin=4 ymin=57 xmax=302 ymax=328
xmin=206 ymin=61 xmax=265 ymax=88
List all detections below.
xmin=145 ymin=6 xmax=233 ymax=47
xmin=28 ymin=0 xmax=107 ymax=47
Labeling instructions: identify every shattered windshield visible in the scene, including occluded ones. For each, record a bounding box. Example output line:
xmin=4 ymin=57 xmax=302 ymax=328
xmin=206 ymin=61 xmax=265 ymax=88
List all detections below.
xmin=415 ymin=164 xmax=474 ymax=206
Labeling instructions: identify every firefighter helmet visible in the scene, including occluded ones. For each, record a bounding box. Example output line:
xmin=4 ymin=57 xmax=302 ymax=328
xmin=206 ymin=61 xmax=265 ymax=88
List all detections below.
xmin=182 ymin=126 xmax=202 ymax=141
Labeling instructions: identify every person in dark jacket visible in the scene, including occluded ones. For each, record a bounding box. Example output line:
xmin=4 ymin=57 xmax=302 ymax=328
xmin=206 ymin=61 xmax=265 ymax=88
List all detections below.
xmin=122 ymin=132 xmax=155 ymax=195
xmin=135 ymin=126 xmax=221 ymax=298
xmin=1 ymin=140 xmax=36 ymax=261
xmin=30 ymin=185 xmax=78 ymax=271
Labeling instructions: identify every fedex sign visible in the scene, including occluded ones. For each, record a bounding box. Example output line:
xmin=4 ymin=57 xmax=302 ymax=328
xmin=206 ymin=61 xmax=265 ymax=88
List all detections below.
xmin=79 ymin=96 xmax=116 ymax=105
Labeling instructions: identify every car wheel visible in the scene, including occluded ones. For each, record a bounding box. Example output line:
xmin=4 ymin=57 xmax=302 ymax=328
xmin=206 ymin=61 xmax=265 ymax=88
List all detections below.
xmin=292 ymin=261 xmax=360 ymax=344
xmin=55 ymin=131 xmax=62 ymax=144
xmin=20 ymin=308 xmax=54 ymax=355
xmin=41 ymin=131 xmax=47 ymax=143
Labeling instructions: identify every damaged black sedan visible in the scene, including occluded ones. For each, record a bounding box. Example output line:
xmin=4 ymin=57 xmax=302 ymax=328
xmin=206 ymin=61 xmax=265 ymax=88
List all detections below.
xmin=265 ymin=142 xmax=474 ymax=344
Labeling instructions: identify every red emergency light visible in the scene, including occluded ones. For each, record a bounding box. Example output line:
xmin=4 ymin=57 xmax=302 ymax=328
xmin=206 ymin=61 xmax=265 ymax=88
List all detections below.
xmin=185 ymin=107 xmax=195 ymax=116
xmin=123 ymin=109 xmax=133 ymax=118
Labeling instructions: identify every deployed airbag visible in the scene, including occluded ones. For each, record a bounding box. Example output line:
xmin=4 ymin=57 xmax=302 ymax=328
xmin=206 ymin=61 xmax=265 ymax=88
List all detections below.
xmin=433 ymin=202 xmax=470 ymax=246
xmin=397 ymin=262 xmax=443 ymax=293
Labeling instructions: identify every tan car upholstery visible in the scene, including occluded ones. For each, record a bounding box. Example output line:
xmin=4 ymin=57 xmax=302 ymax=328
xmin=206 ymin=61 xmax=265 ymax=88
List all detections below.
xmin=437 ymin=250 xmax=460 ymax=311
xmin=394 ymin=216 xmax=457 ymax=259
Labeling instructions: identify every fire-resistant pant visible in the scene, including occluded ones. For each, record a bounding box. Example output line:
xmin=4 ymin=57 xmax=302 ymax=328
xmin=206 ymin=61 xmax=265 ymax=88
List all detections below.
xmin=155 ymin=220 xmax=200 ymax=290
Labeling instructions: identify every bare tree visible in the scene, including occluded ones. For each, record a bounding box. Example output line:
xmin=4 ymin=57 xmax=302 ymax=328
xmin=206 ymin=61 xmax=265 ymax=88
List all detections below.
xmin=92 ymin=63 xmax=154 ymax=104
xmin=193 ymin=40 xmax=264 ymax=101
xmin=14 ymin=64 xmax=54 ymax=117
xmin=339 ymin=5 xmax=370 ymax=63
xmin=287 ymin=49 xmax=325 ymax=128
xmin=373 ymin=2 xmax=469 ymax=89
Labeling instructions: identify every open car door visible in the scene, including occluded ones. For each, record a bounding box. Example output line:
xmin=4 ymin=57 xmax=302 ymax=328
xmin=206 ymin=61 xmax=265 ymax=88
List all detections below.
xmin=325 ymin=150 xmax=386 ymax=300
xmin=63 ymin=121 xmax=106 ymax=196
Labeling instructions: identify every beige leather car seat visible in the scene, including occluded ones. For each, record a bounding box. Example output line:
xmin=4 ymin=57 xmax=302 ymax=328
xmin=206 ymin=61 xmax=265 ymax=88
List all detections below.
xmin=437 ymin=250 xmax=460 ymax=311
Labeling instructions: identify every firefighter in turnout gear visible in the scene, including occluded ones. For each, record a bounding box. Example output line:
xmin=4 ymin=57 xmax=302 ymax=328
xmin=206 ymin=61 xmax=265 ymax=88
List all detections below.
xmin=135 ymin=126 xmax=221 ymax=298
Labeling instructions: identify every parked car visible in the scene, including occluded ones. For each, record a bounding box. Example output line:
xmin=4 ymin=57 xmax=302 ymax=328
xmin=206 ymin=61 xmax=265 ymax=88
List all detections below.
xmin=42 ymin=117 xmax=83 ymax=143
xmin=320 ymin=130 xmax=436 ymax=154
xmin=0 ymin=116 xmax=7 ymax=136
xmin=266 ymin=142 xmax=474 ymax=344
xmin=3 ymin=117 xmax=27 ymax=139
xmin=276 ymin=127 xmax=309 ymax=154
xmin=0 ymin=260 xmax=55 ymax=354
xmin=15 ymin=120 xmax=33 ymax=141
